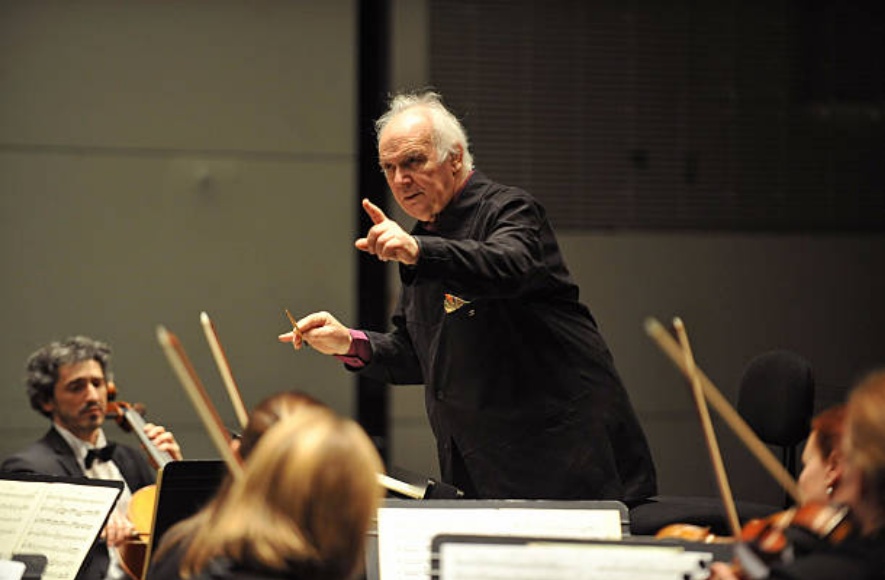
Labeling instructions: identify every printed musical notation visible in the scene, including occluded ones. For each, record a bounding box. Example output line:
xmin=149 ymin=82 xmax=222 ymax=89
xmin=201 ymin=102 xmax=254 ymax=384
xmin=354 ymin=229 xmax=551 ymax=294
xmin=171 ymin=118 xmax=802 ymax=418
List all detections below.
xmin=377 ymin=504 xmax=624 ymax=580
xmin=0 ymin=478 xmax=121 ymax=580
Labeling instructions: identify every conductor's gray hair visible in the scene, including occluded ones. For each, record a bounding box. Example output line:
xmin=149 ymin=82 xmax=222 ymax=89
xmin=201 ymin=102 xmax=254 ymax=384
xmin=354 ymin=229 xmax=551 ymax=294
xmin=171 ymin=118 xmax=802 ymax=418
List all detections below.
xmin=375 ymin=91 xmax=474 ymax=176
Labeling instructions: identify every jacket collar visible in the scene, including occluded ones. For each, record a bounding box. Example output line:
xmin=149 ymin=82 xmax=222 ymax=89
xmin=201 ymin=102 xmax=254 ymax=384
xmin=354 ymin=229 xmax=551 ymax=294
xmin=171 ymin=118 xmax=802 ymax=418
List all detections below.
xmin=41 ymin=427 xmax=85 ymax=477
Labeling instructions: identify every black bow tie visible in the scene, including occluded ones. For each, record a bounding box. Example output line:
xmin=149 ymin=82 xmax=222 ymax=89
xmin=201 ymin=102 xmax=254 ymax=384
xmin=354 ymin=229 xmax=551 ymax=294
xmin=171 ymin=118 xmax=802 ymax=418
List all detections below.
xmin=84 ymin=444 xmax=116 ymax=469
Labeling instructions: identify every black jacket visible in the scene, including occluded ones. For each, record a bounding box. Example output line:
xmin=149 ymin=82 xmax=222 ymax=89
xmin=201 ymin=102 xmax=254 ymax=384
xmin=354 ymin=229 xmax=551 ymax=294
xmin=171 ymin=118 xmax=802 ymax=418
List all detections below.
xmin=149 ymin=545 xmax=323 ymax=580
xmin=767 ymin=525 xmax=885 ymax=580
xmin=358 ymin=171 xmax=657 ymax=502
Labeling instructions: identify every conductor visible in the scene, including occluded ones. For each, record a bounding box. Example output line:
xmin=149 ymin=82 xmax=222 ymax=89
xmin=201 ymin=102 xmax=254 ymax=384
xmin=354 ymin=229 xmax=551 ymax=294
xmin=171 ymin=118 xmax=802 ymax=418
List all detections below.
xmin=280 ymin=90 xmax=657 ymax=503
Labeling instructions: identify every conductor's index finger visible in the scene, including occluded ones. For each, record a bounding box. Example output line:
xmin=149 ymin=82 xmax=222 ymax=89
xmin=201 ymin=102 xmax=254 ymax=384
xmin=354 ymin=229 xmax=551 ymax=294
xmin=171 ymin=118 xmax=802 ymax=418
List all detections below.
xmin=362 ymin=198 xmax=387 ymax=225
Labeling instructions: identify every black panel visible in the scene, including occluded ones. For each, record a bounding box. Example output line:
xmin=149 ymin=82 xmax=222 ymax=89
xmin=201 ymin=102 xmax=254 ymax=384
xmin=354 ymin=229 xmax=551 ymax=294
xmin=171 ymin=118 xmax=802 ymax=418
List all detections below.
xmin=358 ymin=0 xmax=390 ymax=458
xmin=430 ymin=0 xmax=885 ymax=231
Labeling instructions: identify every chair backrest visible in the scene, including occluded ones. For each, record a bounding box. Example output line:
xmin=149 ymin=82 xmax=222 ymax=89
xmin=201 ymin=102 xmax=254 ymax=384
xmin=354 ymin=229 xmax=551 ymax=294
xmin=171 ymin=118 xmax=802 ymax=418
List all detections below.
xmin=738 ymin=350 xmax=814 ymax=508
xmin=737 ymin=350 xmax=815 ymax=451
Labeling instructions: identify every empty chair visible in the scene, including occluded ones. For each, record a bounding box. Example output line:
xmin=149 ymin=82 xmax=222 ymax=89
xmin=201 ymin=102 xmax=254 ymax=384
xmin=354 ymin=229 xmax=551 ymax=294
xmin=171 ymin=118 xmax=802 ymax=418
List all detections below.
xmin=737 ymin=350 xmax=815 ymax=506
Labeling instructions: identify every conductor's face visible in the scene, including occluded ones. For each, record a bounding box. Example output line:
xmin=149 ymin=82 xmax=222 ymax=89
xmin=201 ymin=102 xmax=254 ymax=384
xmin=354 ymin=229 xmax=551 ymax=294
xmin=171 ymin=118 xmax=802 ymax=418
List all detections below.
xmin=378 ymin=108 xmax=464 ymax=222
xmin=42 ymin=359 xmax=108 ymax=443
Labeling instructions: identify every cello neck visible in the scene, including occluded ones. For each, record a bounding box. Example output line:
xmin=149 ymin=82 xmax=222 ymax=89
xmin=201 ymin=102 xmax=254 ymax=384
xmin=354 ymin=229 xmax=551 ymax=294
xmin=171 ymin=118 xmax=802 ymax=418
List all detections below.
xmin=120 ymin=405 xmax=174 ymax=468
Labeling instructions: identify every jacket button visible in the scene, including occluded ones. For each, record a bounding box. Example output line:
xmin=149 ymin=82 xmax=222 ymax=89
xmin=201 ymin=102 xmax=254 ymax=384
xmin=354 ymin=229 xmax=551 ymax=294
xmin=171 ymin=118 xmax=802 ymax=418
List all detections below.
xmin=435 ymin=390 xmax=445 ymax=401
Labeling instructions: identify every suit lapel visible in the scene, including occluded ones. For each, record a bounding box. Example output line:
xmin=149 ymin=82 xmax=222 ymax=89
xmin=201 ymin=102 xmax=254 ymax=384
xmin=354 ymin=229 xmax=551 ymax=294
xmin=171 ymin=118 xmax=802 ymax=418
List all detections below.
xmin=110 ymin=445 xmax=136 ymax=489
xmin=43 ymin=427 xmax=153 ymax=492
xmin=42 ymin=428 xmax=85 ymax=477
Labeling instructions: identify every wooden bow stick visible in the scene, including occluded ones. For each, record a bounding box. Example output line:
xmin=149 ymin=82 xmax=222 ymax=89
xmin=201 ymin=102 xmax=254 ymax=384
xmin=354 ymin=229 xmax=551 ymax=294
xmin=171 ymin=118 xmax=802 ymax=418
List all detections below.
xmin=377 ymin=474 xmax=424 ymax=500
xmin=197 ymin=314 xmax=420 ymax=499
xmin=645 ymin=317 xmax=803 ymax=505
xmin=156 ymin=325 xmax=244 ymax=478
xmin=200 ymin=312 xmax=249 ymax=430
xmin=673 ymin=317 xmax=742 ymax=538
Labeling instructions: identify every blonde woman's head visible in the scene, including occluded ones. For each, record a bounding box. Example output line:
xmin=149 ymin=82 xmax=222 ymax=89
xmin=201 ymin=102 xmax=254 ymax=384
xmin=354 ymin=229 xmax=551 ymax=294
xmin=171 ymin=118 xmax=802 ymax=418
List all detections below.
xmin=183 ymin=406 xmax=384 ymax=579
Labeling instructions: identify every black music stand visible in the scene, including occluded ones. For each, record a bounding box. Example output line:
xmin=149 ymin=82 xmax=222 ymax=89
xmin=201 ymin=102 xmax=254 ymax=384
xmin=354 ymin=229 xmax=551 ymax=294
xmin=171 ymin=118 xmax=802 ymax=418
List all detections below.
xmin=9 ymin=554 xmax=48 ymax=580
xmin=144 ymin=460 xmax=227 ymax=570
xmin=387 ymin=466 xmax=464 ymax=499
xmin=0 ymin=472 xmax=123 ymax=580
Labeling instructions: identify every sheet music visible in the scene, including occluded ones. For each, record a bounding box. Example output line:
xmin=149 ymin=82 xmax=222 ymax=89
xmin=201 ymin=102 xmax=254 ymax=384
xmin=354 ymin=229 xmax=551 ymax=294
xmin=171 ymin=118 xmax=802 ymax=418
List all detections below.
xmin=0 ymin=479 xmax=121 ymax=580
xmin=438 ymin=542 xmax=713 ymax=580
xmin=377 ymin=506 xmax=622 ymax=580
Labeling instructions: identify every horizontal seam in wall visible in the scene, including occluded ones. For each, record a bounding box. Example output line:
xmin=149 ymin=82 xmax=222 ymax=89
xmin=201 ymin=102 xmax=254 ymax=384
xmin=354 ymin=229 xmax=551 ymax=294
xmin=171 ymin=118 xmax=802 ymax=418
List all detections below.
xmin=0 ymin=142 xmax=354 ymax=163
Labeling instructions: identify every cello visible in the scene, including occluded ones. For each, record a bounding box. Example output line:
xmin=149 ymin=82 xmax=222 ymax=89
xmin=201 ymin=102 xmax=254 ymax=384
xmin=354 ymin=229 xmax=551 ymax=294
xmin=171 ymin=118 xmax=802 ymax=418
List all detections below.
xmin=105 ymin=384 xmax=175 ymax=579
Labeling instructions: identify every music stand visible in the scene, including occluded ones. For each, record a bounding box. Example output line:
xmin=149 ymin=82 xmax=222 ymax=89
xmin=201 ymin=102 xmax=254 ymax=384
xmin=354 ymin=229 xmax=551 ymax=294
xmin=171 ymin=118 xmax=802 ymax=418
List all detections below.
xmin=143 ymin=460 xmax=227 ymax=575
xmin=0 ymin=472 xmax=123 ymax=580
xmin=432 ymin=533 xmax=732 ymax=579
xmin=369 ymin=499 xmax=629 ymax=580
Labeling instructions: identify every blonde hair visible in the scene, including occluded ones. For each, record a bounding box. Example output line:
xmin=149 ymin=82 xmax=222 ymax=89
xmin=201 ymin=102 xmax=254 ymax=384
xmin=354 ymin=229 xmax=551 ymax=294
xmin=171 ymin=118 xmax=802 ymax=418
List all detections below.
xmin=178 ymin=407 xmax=384 ymax=579
xmin=845 ymin=369 xmax=885 ymax=514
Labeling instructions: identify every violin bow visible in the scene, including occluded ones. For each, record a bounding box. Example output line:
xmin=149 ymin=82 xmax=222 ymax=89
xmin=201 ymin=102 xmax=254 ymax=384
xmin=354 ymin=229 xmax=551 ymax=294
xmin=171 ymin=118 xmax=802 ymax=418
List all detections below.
xmin=672 ymin=317 xmax=742 ymax=538
xmin=161 ymin=324 xmax=416 ymax=498
xmin=645 ymin=317 xmax=803 ymax=505
xmin=200 ymin=312 xmax=249 ymax=430
xmin=156 ymin=325 xmax=244 ymax=478
xmin=377 ymin=473 xmax=425 ymax=500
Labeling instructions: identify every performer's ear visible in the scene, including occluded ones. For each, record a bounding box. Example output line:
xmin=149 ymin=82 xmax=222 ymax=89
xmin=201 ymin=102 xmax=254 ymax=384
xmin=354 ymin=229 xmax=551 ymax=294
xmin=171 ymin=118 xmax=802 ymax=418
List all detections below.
xmin=40 ymin=398 xmax=55 ymax=414
xmin=449 ymin=146 xmax=464 ymax=174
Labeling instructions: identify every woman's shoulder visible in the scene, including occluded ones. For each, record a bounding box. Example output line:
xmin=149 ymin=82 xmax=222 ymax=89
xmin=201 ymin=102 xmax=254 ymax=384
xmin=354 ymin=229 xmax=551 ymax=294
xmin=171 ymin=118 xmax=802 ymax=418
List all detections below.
xmin=191 ymin=558 xmax=312 ymax=580
xmin=206 ymin=572 xmax=299 ymax=580
xmin=769 ymin=531 xmax=885 ymax=580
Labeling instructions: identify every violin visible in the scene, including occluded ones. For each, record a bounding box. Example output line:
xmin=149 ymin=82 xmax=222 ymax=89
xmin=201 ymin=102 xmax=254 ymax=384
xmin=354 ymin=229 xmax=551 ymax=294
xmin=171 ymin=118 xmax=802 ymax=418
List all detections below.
xmin=106 ymin=384 xmax=175 ymax=580
xmin=722 ymin=501 xmax=854 ymax=579
xmin=656 ymin=502 xmax=855 ymax=579
xmin=645 ymin=320 xmax=856 ymax=579
xmin=655 ymin=523 xmax=733 ymax=544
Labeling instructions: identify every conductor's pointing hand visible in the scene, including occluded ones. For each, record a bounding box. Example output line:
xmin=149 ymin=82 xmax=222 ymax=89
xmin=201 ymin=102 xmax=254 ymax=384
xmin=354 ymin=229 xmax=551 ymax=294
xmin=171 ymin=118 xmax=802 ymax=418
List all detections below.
xmin=354 ymin=198 xmax=420 ymax=265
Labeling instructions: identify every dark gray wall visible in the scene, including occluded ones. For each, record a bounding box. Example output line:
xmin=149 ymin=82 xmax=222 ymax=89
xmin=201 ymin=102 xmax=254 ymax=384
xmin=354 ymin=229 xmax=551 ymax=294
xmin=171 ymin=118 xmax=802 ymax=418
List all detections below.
xmin=0 ymin=0 xmax=359 ymax=459
xmin=561 ymin=232 xmax=885 ymax=504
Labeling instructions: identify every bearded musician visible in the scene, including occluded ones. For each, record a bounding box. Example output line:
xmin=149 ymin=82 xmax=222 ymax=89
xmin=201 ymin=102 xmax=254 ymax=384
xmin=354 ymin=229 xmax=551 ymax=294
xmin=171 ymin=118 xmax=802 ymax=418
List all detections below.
xmin=1 ymin=336 xmax=183 ymax=580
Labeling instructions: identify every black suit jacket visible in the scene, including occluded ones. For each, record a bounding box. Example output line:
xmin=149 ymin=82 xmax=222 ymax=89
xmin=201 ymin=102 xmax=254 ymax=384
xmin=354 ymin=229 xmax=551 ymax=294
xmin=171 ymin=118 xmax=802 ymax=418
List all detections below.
xmin=1 ymin=427 xmax=156 ymax=580
xmin=360 ymin=171 xmax=657 ymax=501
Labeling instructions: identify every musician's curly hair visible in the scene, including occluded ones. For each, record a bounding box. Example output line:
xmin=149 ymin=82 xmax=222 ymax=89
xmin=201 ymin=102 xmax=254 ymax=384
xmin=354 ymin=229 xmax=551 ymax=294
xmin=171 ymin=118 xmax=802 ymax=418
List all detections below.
xmin=25 ymin=336 xmax=112 ymax=418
